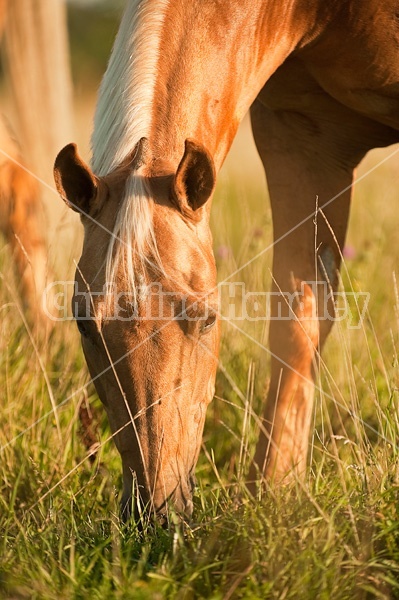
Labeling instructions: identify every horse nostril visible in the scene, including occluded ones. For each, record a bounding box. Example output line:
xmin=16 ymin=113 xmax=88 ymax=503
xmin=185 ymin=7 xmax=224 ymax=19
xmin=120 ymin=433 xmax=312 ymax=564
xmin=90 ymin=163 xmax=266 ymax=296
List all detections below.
xmin=189 ymin=473 xmax=197 ymax=492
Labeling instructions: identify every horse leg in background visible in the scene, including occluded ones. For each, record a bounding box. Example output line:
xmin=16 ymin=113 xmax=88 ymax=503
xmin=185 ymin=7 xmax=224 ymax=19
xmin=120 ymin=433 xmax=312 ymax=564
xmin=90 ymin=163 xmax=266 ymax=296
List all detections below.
xmin=0 ymin=118 xmax=49 ymax=321
xmin=248 ymin=61 xmax=397 ymax=486
xmin=0 ymin=0 xmax=73 ymax=324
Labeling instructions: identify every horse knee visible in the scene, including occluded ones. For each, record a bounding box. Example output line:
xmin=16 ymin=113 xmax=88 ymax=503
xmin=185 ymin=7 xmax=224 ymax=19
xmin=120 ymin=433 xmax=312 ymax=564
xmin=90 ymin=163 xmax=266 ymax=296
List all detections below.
xmin=270 ymin=258 xmax=343 ymax=379
xmin=269 ymin=278 xmax=319 ymax=367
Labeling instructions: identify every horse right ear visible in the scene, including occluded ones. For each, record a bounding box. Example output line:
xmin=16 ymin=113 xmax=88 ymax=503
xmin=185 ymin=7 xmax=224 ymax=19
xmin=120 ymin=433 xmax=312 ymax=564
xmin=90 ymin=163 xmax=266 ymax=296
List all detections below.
xmin=54 ymin=143 xmax=99 ymax=216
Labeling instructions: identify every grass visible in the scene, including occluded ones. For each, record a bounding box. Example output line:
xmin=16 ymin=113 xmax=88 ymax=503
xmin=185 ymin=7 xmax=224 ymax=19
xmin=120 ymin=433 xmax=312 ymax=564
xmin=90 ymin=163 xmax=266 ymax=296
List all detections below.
xmin=1 ymin=143 xmax=399 ymax=598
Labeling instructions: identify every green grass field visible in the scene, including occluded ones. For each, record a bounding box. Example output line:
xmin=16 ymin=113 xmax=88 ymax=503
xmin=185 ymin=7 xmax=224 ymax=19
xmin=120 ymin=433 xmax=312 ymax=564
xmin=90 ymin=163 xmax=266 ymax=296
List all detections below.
xmin=1 ymin=129 xmax=399 ymax=598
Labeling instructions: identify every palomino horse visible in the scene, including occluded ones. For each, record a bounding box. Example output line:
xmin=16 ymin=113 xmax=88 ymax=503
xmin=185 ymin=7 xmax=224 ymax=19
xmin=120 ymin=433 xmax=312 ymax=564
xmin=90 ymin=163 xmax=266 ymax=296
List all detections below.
xmin=0 ymin=0 xmax=72 ymax=320
xmin=54 ymin=0 xmax=399 ymax=520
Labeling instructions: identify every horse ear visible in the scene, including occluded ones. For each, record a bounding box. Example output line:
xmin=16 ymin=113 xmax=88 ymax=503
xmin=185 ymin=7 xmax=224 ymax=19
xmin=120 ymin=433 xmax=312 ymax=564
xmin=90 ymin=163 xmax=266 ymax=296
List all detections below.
xmin=54 ymin=143 xmax=99 ymax=215
xmin=173 ymin=139 xmax=215 ymax=213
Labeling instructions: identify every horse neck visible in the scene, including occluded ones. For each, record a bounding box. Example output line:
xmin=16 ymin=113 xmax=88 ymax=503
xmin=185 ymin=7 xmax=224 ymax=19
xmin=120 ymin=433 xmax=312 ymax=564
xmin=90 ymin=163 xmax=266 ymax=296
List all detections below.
xmin=148 ymin=0 xmax=323 ymax=173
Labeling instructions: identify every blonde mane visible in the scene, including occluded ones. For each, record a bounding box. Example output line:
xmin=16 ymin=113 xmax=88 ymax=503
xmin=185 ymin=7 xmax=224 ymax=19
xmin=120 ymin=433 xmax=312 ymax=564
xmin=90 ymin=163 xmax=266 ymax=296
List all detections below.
xmin=91 ymin=0 xmax=169 ymax=297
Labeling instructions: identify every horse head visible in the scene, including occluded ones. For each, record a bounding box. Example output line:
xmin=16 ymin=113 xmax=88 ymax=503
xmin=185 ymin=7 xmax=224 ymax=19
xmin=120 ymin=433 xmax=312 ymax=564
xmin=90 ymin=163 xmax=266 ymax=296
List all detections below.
xmin=54 ymin=137 xmax=220 ymax=522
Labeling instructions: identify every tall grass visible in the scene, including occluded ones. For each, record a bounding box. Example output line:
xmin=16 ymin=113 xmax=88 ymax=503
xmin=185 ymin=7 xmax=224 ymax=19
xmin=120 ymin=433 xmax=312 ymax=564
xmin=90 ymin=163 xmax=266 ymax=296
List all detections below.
xmin=1 ymin=144 xmax=399 ymax=598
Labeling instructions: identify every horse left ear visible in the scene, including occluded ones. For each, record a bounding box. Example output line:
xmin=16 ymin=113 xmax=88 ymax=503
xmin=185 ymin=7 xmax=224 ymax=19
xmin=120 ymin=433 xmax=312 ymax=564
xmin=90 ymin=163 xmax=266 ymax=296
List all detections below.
xmin=54 ymin=143 xmax=99 ymax=216
xmin=173 ymin=139 xmax=215 ymax=214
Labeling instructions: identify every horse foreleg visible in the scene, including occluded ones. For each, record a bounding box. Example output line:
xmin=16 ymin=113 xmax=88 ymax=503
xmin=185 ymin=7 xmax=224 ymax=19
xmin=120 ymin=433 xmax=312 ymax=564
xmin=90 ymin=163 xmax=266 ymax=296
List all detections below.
xmin=247 ymin=82 xmax=393 ymax=485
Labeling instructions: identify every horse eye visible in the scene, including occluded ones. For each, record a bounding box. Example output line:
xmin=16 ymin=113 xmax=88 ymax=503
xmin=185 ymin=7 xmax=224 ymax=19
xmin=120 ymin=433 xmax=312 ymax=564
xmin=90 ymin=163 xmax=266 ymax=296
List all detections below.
xmin=200 ymin=313 xmax=216 ymax=334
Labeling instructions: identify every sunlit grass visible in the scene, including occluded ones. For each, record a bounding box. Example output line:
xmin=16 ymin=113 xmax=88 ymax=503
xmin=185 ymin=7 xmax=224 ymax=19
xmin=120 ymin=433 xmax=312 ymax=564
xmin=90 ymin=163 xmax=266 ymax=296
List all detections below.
xmin=1 ymin=144 xmax=399 ymax=598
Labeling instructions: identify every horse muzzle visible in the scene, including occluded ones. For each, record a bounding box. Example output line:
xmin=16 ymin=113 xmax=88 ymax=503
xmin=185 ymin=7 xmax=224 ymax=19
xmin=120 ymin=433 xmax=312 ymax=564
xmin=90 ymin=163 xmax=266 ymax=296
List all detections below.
xmin=120 ymin=477 xmax=195 ymax=526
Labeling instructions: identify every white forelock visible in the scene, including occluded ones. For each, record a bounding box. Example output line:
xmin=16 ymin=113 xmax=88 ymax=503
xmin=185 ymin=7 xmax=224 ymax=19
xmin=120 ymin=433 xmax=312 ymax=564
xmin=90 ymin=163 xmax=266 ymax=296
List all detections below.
xmin=90 ymin=0 xmax=169 ymax=298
